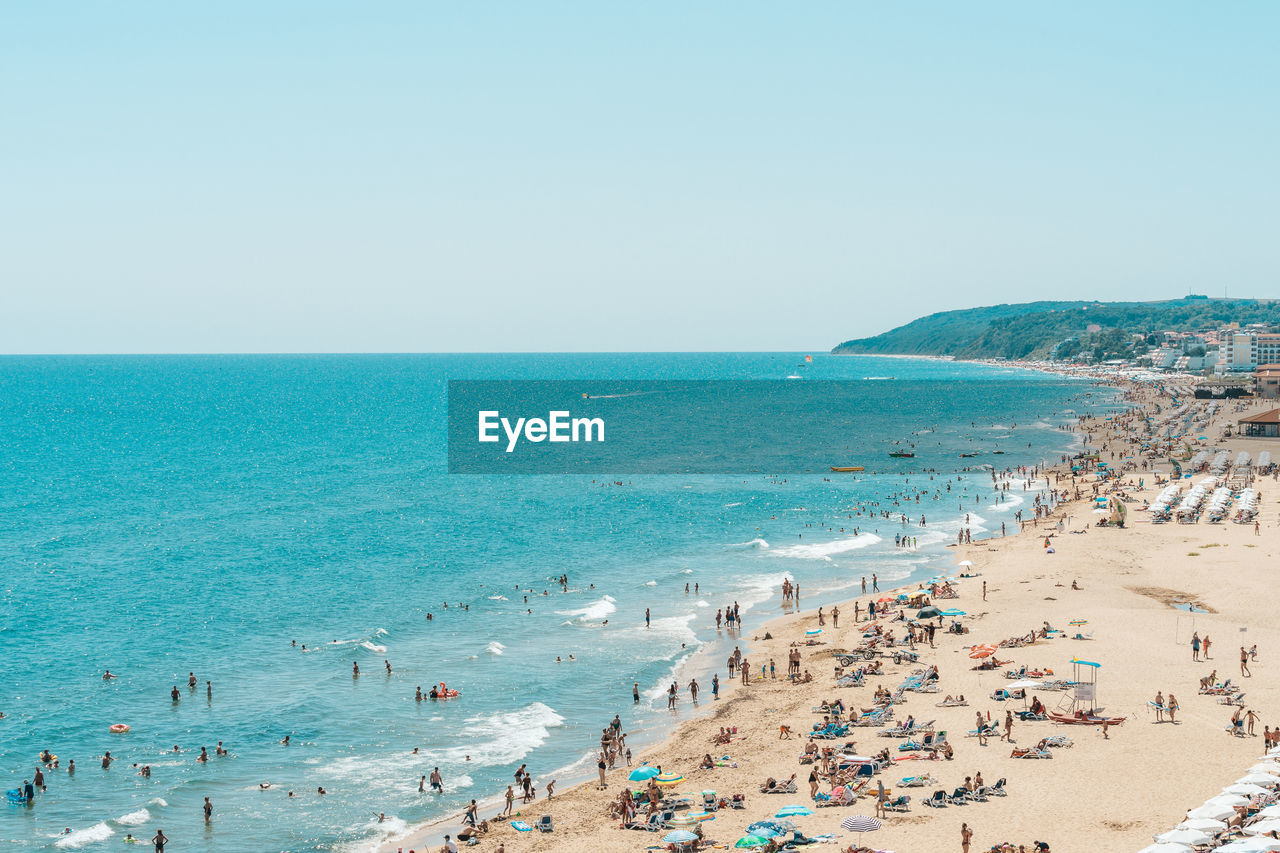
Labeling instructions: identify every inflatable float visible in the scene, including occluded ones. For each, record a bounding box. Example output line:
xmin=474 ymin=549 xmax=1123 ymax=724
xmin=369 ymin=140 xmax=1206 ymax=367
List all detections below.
xmin=110 ymin=724 xmax=131 ymax=733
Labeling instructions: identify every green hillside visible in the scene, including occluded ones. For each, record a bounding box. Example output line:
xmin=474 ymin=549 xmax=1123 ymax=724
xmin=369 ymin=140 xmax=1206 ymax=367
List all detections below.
xmin=832 ymin=297 xmax=1280 ymax=362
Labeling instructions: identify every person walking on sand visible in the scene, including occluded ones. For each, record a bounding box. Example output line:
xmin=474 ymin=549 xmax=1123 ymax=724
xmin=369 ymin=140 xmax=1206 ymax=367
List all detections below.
xmin=1248 ymin=709 xmax=1261 ymax=736
xmin=712 ymin=674 xmax=719 ymax=700
xmin=1241 ymin=647 xmax=1252 ymax=677
xmin=831 ymin=605 xmax=839 ymax=628
xmin=1001 ymin=710 xmax=1013 ymax=742
xmin=1203 ymin=635 xmax=1212 ymax=659
xmin=741 ymin=658 xmax=750 ymax=685
xmin=1153 ymin=691 xmax=1165 ymax=722
xmin=504 ymin=785 xmax=514 ymax=815
xmin=1191 ymin=632 xmax=1201 ymax=662
xmin=1167 ymin=693 xmax=1179 ymax=723
xmin=689 ymin=678 xmax=699 ymax=703
xmin=961 ymin=822 xmax=972 ymax=853
xmin=982 ymin=580 xmax=987 ymax=601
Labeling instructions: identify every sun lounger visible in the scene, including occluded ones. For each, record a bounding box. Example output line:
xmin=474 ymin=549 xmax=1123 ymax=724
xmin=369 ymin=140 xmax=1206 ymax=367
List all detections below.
xmin=1010 ymin=747 xmax=1052 ymax=759
xmin=898 ymin=774 xmax=937 ymax=788
xmin=760 ymin=780 xmax=798 ymax=794
xmin=922 ymin=790 xmax=948 ymax=808
xmin=536 ymin=815 xmax=553 ymax=832
xmin=1040 ymin=735 xmax=1073 ymax=748
xmin=884 ymin=794 xmax=911 ymax=811
xmin=990 ymin=777 xmax=1007 ymax=796
xmin=946 ymin=787 xmax=971 ymax=805
xmin=728 ymin=793 xmax=746 ymax=809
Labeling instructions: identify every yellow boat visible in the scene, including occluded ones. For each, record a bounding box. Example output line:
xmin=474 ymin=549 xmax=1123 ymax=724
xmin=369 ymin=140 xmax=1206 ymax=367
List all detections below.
xmin=829 ymin=466 xmax=865 ymax=472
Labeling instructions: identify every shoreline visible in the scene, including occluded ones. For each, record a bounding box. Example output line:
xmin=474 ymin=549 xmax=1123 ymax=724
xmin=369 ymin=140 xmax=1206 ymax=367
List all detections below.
xmin=379 ymin=392 xmax=1109 ymax=851
xmin=385 ymin=380 xmax=1280 ymax=853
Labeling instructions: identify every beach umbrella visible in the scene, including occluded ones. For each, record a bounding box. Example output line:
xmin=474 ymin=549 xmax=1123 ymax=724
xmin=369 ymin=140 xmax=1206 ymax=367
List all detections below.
xmin=735 ymin=835 xmax=771 ymax=848
xmin=1225 ymin=783 xmax=1273 ymax=797
xmin=1176 ymin=818 xmax=1226 ymax=832
xmin=1207 ymin=793 xmax=1249 ymax=807
xmin=1136 ymin=845 xmax=1193 ymax=853
xmin=1268 ymin=746 xmax=1280 ymax=757
xmin=1251 ymin=763 xmax=1280 ymax=774
xmin=958 ymin=560 xmax=974 ymax=567
xmin=628 ymin=766 xmax=660 ymax=781
xmin=805 ymin=629 xmax=822 ymax=637
xmin=940 ymin=609 xmax=966 ymax=617
xmin=775 ymin=805 xmax=813 ymax=817
xmin=1155 ymin=829 xmax=1214 ymax=846
xmin=663 ymin=830 xmax=699 ymax=844
xmin=1244 ymin=820 xmax=1280 ymax=836
xmin=1257 ymin=804 xmax=1280 ymax=819
xmin=1186 ymin=804 xmax=1235 ymax=821
xmin=667 ymin=814 xmax=701 ymax=829
xmin=916 ymin=606 xmax=941 ymax=619
xmin=968 ymin=644 xmax=998 ymax=659
xmin=654 ymin=772 xmax=685 ymax=786
xmin=1005 ymin=679 xmax=1043 ymax=690
xmin=1218 ymin=840 xmax=1280 ymax=853
xmin=840 ymin=815 xmax=882 ymax=832
xmin=1238 ymin=773 xmax=1280 ymax=786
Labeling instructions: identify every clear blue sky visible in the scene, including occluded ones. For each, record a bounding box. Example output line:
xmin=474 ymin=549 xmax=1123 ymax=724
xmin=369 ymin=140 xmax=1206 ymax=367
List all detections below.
xmin=3 ymin=3 xmax=1277 ymax=353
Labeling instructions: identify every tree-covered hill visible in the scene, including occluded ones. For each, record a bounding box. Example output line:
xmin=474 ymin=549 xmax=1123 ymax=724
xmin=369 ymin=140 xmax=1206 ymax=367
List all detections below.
xmin=832 ymin=297 xmax=1280 ymax=361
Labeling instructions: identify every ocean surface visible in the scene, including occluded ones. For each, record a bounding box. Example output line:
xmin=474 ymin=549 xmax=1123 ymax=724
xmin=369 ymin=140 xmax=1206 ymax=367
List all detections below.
xmin=0 ymin=354 xmax=1119 ymax=851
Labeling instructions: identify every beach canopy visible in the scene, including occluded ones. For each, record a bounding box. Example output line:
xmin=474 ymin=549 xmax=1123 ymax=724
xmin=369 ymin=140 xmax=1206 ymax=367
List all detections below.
xmin=1207 ymin=793 xmax=1249 ymax=808
xmin=1071 ymin=658 xmax=1101 ymax=668
xmin=1237 ymin=773 xmax=1280 ymax=785
xmin=654 ymin=772 xmax=685 ymax=786
xmin=1155 ymin=829 xmax=1215 ymax=846
xmin=1186 ymin=804 xmax=1235 ymax=821
xmin=916 ymin=607 xmax=941 ymax=619
xmin=628 ymin=766 xmax=660 ymax=781
xmin=1244 ymin=820 xmax=1280 ymax=836
xmin=775 ymin=805 xmax=813 ymax=817
xmin=735 ymin=835 xmax=771 ymax=848
xmin=1224 ymin=783 xmax=1273 ymax=797
xmin=663 ymin=830 xmax=700 ymax=843
xmin=969 ymin=644 xmax=998 ymax=659
xmin=840 ymin=815 xmax=882 ymax=832
xmin=1176 ymin=818 xmax=1227 ymax=832
xmin=1250 ymin=763 xmax=1280 ymax=774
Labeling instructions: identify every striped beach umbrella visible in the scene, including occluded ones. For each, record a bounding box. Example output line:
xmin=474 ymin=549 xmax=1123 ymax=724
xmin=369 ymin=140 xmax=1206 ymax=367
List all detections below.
xmin=841 ymin=815 xmax=883 ymax=832
xmin=667 ymin=814 xmax=700 ymax=828
xmin=663 ymin=830 xmax=699 ymax=844
xmin=653 ymin=772 xmax=685 ymax=786
xmin=968 ymin=643 xmax=998 ymax=659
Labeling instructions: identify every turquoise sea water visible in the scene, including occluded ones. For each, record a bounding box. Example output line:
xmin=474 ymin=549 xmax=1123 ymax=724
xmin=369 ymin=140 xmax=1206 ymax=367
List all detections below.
xmin=0 ymin=354 xmax=1116 ymax=851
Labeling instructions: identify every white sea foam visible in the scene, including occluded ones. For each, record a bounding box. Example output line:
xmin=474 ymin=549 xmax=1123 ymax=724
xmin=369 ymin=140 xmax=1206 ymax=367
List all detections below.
xmin=557 ymin=595 xmax=616 ymax=622
xmin=487 ymin=595 xmax=508 ymax=600
xmin=695 ymin=600 xmax=709 ymax=608
xmin=681 ymin=569 xmax=693 ymax=574
xmin=147 ymin=798 xmax=168 ymax=807
xmin=770 ymin=532 xmax=882 ymax=560
xmin=360 ymin=641 xmax=388 ymax=653
xmin=55 ymin=823 xmax=113 ymax=848
xmin=643 ymin=580 xmax=657 ymax=586
xmin=724 ymin=501 xmax=744 ymax=507
xmin=729 ymin=538 xmax=769 ymax=549
xmin=485 ymin=641 xmax=506 ymax=656
xmin=116 ymin=808 xmax=151 ymax=826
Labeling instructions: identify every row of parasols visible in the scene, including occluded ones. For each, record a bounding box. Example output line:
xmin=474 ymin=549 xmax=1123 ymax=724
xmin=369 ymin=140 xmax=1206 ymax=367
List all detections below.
xmin=1139 ymin=746 xmax=1280 ymax=853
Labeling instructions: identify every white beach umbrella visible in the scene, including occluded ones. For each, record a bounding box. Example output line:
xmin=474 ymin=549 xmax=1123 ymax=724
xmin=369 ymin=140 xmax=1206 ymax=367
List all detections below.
xmin=1218 ymin=839 xmax=1280 ymax=853
xmin=1155 ymin=829 xmax=1214 ymax=846
xmin=1175 ymin=818 xmax=1226 ymax=832
xmin=1258 ymin=805 xmax=1280 ymax=819
xmin=1244 ymin=819 xmax=1280 ymax=836
xmin=1187 ymin=804 xmax=1236 ymax=821
xmin=1136 ymin=844 xmax=1193 ymax=853
xmin=1005 ymin=679 xmax=1043 ymax=690
xmin=1238 ymin=773 xmax=1280 ymax=786
xmin=1225 ymin=783 xmax=1273 ymax=797
xmin=1267 ymin=746 xmax=1280 ymax=757
xmin=1251 ymin=763 xmax=1280 ymax=774
xmin=958 ymin=560 xmax=974 ymax=567
xmin=1208 ymin=793 xmax=1250 ymax=807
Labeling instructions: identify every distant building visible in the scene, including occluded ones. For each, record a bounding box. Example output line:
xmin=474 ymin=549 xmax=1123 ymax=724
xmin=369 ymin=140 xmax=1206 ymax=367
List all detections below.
xmin=1257 ymin=365 xmax=1280 ymax=399
xmin=1239 ymin=408 xmax=1280 ymax=438
xmin=1217 ymin=331 xmax=1280 ymax=373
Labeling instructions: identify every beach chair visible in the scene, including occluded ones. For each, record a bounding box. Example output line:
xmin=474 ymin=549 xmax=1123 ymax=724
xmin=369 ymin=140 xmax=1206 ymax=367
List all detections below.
xmin=968 ymin=786 xmax=989 ymax=802
xmin=946 ymin=787 xmax=972 ymax=805
xmin=990 ymin=778 xmax=1007 ymax=796
xmin=1041 ymin=735 xmax=1073 ymax=749
xmin=1010 ymin=746 xmax=1052 ymax=759
xmin=536 ymin=815 xmax=553 ymax=832
xmin=884 ymin=794 xmax=911 ymax=812
xmin=728 ymin=793 xmax=746 ymax=809
xmin=898 ymin=774 xmax=937 ymax=788
xmin=760 ymin=779 xmax=797 ymax=794
xmin=922 ymin=790 xmax=948 ymax=808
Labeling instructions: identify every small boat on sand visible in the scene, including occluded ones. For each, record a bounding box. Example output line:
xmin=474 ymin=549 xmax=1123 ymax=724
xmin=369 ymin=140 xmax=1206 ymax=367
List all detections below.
xmin=830 ymin=466 xmax=865 ymax=472
xmin=1047 ymin=711 xmax=1125 ymax=726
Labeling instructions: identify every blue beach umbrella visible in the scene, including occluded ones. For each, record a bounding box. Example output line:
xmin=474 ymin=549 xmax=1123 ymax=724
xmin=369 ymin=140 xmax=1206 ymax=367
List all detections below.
xmin=663 ymin=830 xmax=699 ymax=843
xmin=805 ymin=628 xmax=822 ymax=637
xmin=628 ymin=766 xmax=660 ymax=781
xmin=775 ymin=805 xmax=814 ymax=817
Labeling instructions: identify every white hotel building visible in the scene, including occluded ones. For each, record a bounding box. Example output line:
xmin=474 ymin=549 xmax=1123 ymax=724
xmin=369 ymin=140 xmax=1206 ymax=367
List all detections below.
xmin=1217 ymin=331 xmax=1280 ymax=372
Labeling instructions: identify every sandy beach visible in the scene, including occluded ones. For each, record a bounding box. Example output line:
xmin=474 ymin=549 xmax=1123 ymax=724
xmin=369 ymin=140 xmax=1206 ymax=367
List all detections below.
xmin=386 ymin=382 xmax=1280 ymax=853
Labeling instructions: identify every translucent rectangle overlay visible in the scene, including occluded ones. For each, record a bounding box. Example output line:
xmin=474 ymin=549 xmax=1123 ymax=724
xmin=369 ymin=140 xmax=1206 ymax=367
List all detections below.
xmin=447 ymin=379 xmax=1097 ymax=474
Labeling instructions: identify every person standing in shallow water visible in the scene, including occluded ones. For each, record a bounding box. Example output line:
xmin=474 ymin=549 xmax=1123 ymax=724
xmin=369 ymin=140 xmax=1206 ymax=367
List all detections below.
xmin=645 ymin=608 xmax=650 ymax=628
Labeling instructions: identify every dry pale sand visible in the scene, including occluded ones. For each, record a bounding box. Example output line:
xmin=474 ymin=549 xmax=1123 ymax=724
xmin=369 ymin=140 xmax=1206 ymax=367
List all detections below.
xmin=387 ymin=390 xmax=1280 ymax=853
